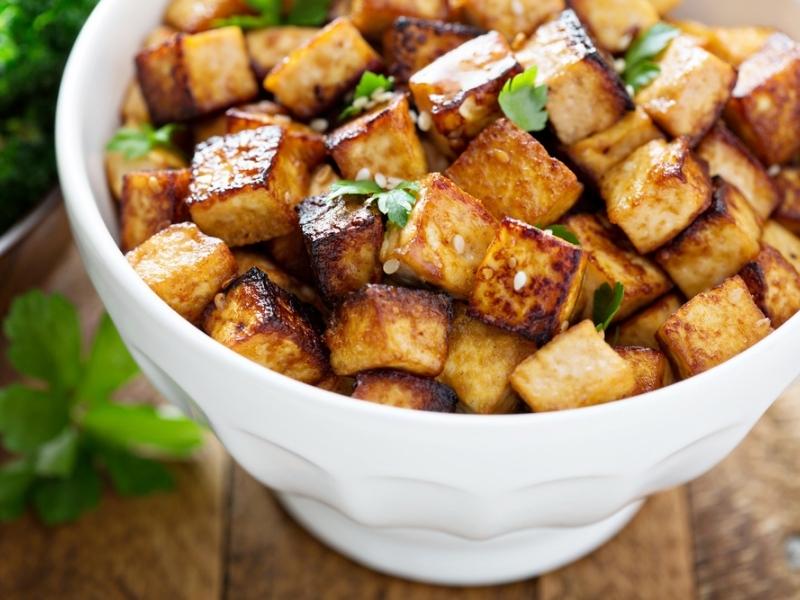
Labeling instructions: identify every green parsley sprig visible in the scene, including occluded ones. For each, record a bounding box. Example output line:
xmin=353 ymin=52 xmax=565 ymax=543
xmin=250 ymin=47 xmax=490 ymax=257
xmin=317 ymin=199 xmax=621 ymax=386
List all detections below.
xmin=593 ymin=282 xmax=625 ymax=333
xmin=622 ymin=23 xmax=680 ymax=93
xmin=328 ymin=178 xmax=420 ymax=228
xmin=339 ymin=72 xmax=395 ymax=121
xmin=0 ymin=291 xmax=204 ymax=525
xmin=106 ymin=123 xmax=183 ymax=160
xmin=540 ymin=224 xmax=580 ymax=246
xmin=214 ymin=0 xmax=331 ymax=29
xmin=498 ymin=66 xmax=549 ymax=132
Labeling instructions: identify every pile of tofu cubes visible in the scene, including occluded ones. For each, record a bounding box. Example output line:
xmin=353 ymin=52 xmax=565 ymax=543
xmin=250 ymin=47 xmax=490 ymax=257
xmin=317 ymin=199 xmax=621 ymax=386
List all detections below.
xmin=109 ymin=0 xmax=800 ymax=414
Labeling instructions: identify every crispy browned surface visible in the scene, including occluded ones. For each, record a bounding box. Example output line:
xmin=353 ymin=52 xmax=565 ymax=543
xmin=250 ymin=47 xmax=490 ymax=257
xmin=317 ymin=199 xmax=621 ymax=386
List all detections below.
xmin=445 ymin=118 xmax=583 ymax=226
xmin=352 ymin=370 xmax=458 ymax=412
xmin=460 ymin=0 xmax=564 ymax=40
xmin=569 ymin=0 xmax=658 ymax=53
xmin=515 ymin=10 xmax=632 ymax=145
xmin=381 ymin=173 xmax=497 ymax=298
xmin=616 ymin=292 xmax=683 ymax=349
xmin=739 ymin=245 xmax=800 ymax=327
xmin=126 ymin=223 xmax=237 ymax=323
xmin=203 ymin=268 xmax=330 ymax=384
xmin=409 ymin=31 xmax=521 ymax=156
xmin=469 ymin=217 xmax=587 ymax=344
xmin=761 ymin=220 xmax=800 ymax=274
xmin=656 ymin=179 xmax=761 ymax=298
xmin=104 ymin=146 xmax=187 ymax=201
xmin=657 ymin=275 xmax=771 ymax=379
xmin=232 ymin=249 xmax=323 ymax=310
xmin=774 ymin=168 xmax=800 ymax=234
xmin=511 ymin=320 xmax=636 ymax=411
xmin=245 ymin=27 xmax=319 ymax=79
xmin=615 ymin=346 xmax=669 ymax=396
xmin=264 ymin=18 xmax=383 ymax=120
xmin=164 ymin=0 xmax=251 ymax=32
xmin=350 ymin=0 xmax=450 ymax=38
xmin=297 ymin=195 xmax=384 ymax=303
xmin=725 ymin=33 xmax=800 ymax=166
xmin=601 ymin=138 xmax=712 ymax=254
xmin=325 ymin=284 xmax=452 ymax=376
xmin=120 ymin=168 xmax=191 ymax=251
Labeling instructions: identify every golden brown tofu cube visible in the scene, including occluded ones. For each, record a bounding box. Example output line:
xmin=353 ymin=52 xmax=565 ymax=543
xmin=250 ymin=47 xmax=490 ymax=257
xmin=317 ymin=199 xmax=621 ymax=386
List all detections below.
xmin=601 ymin=138 xmax=712 ymax=254
xmin=105 ymin=145 xmax=187 ymax=201
xmin=696 ymin=123 xmax=779 ymax=221
xmin=739 ymin=245 xmax=800 ymax=328
xmin=203 ymin=268 xmax=329 ymax=384
xmin=380 ymin=173 xmax=498 ymax=297
xmin=266 ymin=227 xmax=316 ymax=282
xmin=326 ymin=94 xmax=427 ymax=180
xmin=706 ymin=26 xmax=774 ymax=67
xmin=656 ymin=180 xmax=761 ymax=298
xmin=564 ymin=213 xmax=673 ymax=322
xmin=164 ymin=0 xmax=251 ymax=32
xmin=352 ymin=370 xmax=458 ymax=412
xmin=325 ymin=285 xmax=452 ymax=376
xmin=297 ymin=194 xmax=384 ymax=303
xmin=515 ymin=10 xmax=632 ymax=145
xmin=569 ymin=0 xmax=659 ymax=54
xmin=762 ymin=220 xmax=800 ymax=275
xmin=264 ymin=18 xmax=383 ymax=120
xmin=615 ymin=346 xmax=669 ymax=396
xmin=350 ymin=0 xmax=450 ymax=38
xmin=232 ymin=249 xmax=322 ymax=310
xmin=616 ymin=293 xmax=682 ymax=349
xmin=409 ymin=31 xmax=522 ymax=156
xmin=460 ymin=0 xmax=564 ymax=40
xmin=657 ymin=275 xmax=772 ymax=379
xmin=136 ymin=27 xmax=258 ymax=123
xmin=566 ymin=107 xmax=664 ymax=183
xmin=775 ymin=168 xmax=800 ymax=235
xmin=636 ymin=36 xmax=735 ymax=143
xmin=188 ymin=126 xmax=312 ymax=246
xmin=121 ymin=81 xmax=151 ymax=125
xmin=445 ymin=118 xmax=583 ymax=226
xmin=469 ymin=217 xmax=587 ymax=344
xmin=511 ymin=320 xmax=636 ymax=412
xmin=126 ymin=223 xmax=237 ymax=322
xmin=649 ymin=0 xmax=681 ymax=14
xmin=438 ymin=305 xmax=535 ymax=414
xmin=725 ymin=34 xmax=800 ymax=166
xmin=120 ymin=169 xmax=191 ymax=252
xmin=245 ymin=27 xmax=319 ymax=79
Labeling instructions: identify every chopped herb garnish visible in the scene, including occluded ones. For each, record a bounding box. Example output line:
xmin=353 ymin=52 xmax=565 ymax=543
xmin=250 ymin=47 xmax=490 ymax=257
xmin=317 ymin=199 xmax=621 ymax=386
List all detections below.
xmin=106 ymin=123 xmax=183 ymax=160
xmin=498 ymin=66 xmax=549 ymax=132
xmin=622 ymin=23 xmax=680 ymax=93
xmin=214 ymin=0 xmax=331 ymax=29
xmin=541 ymin=224 xmax=580 ymax=246
xmin=593 ymin=282 xmax=625 ymax=333
xmin=329 ymin=179 xmax=420 ymax=227
xmin=339 ymin=72 xmax=395 ymax=121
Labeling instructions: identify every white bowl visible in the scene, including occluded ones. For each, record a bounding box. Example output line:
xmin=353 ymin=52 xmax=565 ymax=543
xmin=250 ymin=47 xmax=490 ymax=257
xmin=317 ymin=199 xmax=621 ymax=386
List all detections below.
xmin=57 ymin=0 xmax=800 ymax=586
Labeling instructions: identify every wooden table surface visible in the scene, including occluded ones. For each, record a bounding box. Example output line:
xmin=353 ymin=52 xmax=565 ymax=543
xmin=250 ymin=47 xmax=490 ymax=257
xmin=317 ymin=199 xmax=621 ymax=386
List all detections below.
xmin=2 ymin=208 xmax=799 ymax=599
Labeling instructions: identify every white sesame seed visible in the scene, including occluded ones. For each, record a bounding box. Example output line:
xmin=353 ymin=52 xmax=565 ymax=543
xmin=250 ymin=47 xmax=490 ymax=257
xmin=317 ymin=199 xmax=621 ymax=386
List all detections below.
xmin=560 ymin=320 xmax=570 ymax=332
xmin=386 ymin=176 xmax=403 ymax=189
xmin=214 ymin=293 xmax=226 ymax=311
xmin=625 ymin=84 xmax=635 ymax=97
xmin=383 ymin=259 xmax=401 ymax=275
xmin=356 ymin=167 xmax=372 ymax=181
xmin=542 ymin=228 xmax=554 ymax=237
xmin=375 ymin=90 xmax=394 ymax=103
xmin=409 ymin=110 xmax=418 ymax=124
xmin=512 ymin=0 xmax=524 ymax=15
xmin=757 ymin=317 xmax=772 ymax=329
xmin=309 ymin=118 xmax=328 ymax=132
xmin=417 ymin=111 xmax=433 ymax=132
xmin=614 ymin=58 xmax=626 ymax=73
xmin=371 ymin=88 xmax=385 ymax=101
xmin=513 ymin=271 xmax=528 ymax=292
xmin=619 ymin=33 xmax=633 ymax=49
xmin=458 ymin=96 xmax=482 ymax=120
xmin=353 ymin=96 xmax=369 ymax=109
xmin=453 ymin=234 xmax=466 ymax=255
xmin=768 ymin=164 xmax=781 ymax=176
xmin=374 ymin=172 xmax=388 ymax=188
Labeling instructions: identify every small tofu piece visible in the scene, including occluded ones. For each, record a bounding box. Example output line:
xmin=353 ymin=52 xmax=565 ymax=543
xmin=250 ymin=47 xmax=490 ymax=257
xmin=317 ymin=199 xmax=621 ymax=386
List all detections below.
xmin=121 ymin=80 xmax=151 ymax=125
xmin=564 ymin=213 xmax=673 ymax=322
xmin=696 ymin=123 xmax=779 ymax=221
xmin=120 ymin=169 xmax=191 ymax=252
xmin=245 ymin=27 xmax=319 ymax=79
xmin=762 ymin=221 xmax=800 ymax=274
xmin=615 ymin=346 xmax=669 ymax=396
xmin=380 ymin=173 xmax=498 ymax=297
xmin=616 ymin=293 xmax=682 ymax=349
xmin=445 ymin=118 xmax=583 ymax=226
xmin=511 ymin=320 xmax=636 ymax=412
xmin=706 ymin=26 xmax=774 ymax=67
xmin=126 ymin=223 xmax=237 ymax=322
xmin=297 ymin=195 xmax=384 ymax=303
xmin=438 ymin=305 xmax=535 ymax=414
xmin=264 ymin=18 xmax=383 ymax=120
xmin=566 ymin=107 xmax=664 ymax=183
xmin=326 ymin=94 xmax=427 ymax=180
xmin=739 ymin=245 xmax=800 ymax=327
xmin=325 ymin=285 xmax=452 ymax=376
xmin=350 ymin=0 xmax=450 ymax=38
xmin=266 ymin=227 xmax=315 ymax=282
xmin=601 ymin=138 xmax=712 ymax=254
xmin=460 ymin=0 xmax=564 ymax=40
xmin=725 ymin=34 xmax=800 ymax=166
xmin=352 ymin=370 xmax=458 ymax=412
xmin=636 ymin=36 xmax=736 ymax=143
xmin=308 ymin=163 xmax=341 ymax=196
xmin=165 ymin=0 xmax=251 ymax=32
xmin=657 ymin=276 xmax=772 ymax=379
xmin=188 ymin=126 xmax=311 ymax=246
xmin=232 ymin=249 xmax=322 ymax=309
xmin=515 ymin=10 xmax=632 ymax=145
xmin=143 ymin=25 xmax=181 ymax=48
xmin=136 ymin=27 xmax=258 ymax=123
xmin=774 ymin=168 xmax=800 ymax=235
xmin=203 ymin=268 xmax=329 ymax=384
xmin=568 ymin=0 xmax=659 ymax=54
xmin=105 ymin=144 xmax=187 ymax=201
xmin=384 ymin=18 xmax=482 ymax=84
xmin=469 ymin=217 xmax=587 ymax=344
xmin=656 ymin=179 xmax=761 ymax=298
xmin=409 ymin=31 xmax=522 ymax=156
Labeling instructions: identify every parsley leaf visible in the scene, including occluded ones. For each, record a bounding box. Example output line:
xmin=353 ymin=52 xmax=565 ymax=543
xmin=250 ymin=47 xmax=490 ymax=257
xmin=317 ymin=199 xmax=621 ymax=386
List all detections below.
xmin=329 ymin=179 xmax=420 ymax=227
xmin=77 ymin=314 xmax=139 ymax=407
xmin=106 ymin=123 xmax=183 ymax=160
xmin=96 ymin=446 xmax=174 ymax=497
xmin=542 ymin=224 xmax=580 ymax=246
xmin=498 ymin=66 xmax=549 ymax=132
xmin=215 ymin=0 xmax=330 ymax=29
xmin=339 ymin=71 xmax=395 ymax=120
xmin=328 ymin=179 xmax=383 ymax=199
xmin=0 ymin=385 xmax=69 ymax=454
xmin=593 ymin=282 xmax=625 ymax=333
xmin=623 ymin=23 xmax=680 ymax=93
xmin=31 ymin=454 xmax=101 ymax=525
xmin=287 ymin=0 xmax=332 ymax=25
xmin=34 ymin=427 xmax=80 ymax=478
xmin=0 ymin=459 xmax=34 ymax=522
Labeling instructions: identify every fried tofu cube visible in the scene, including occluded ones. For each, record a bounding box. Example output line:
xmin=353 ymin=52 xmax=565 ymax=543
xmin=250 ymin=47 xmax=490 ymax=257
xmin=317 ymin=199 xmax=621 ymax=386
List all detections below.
xmin=121 ymin=80 xmax=151 ymax=125
xmin=203 ymin=268 xmax=329 ymax=384
xmin=308 ymin=164 xmax=341 ymax=197
xmin=445 ymin=118 xmax=583 ymax=226
xmin=739 ymin=245 xmax=800 ymax=328
xmin=409 ymin=31 xmax=522 ymax=156
xmin=188 ymin=126 xmax=312 ymax=246
xmin=566 ymin=107 xmax=664 ymax=183
xmin=569 ymin=0 xmax=659 ymax=54
xmin=616 ymin=293 xmax=682 ymax=349
xmin=564 ymin=213 xmax=673 ymax=322
xmin=656 ymin=179 xmax=761 ymax=298
xmin=469 ymin=217 xmax=587 ymax=344
xmin=326 ymin=94 xmax=427 ymax=180
xmin=325 ymin=285 xmax=452 ymax=376
xmin=245 ymin=27 xmax=319 ymax=79
xmin=120 ymin=169 xmax=191 ymax=252
xmin=126 ymin=223 xmax=237 ymax=322
xmin=657 ymin=275 xmax=772 ymax=379
xmin=136 ymin=27 xmax=258 ymax=123
xmin=636 ymin=36 xmax=736 ymax=143
xmin=725 ymin=34 xmax=800 ymax=166
xmin=601 ymin=138 xmax=712 ymax=254
xmin=511 ymin=320 xmax=636 ymax=411
xmin=232 ymin=249 xmax=322 ymax=310
xmin=297 ymin=194 xmax=384 ymax=303
xmin=105 ymin=141 xmax=187 ymax=200
xmin=696 ymin=123 xmax=779 ymax=221
xmin=438 ymin=305 xmax=535 ymax=414
xmin=266 ymin=227 xmax=315 ymax=282
xmin=350 ymin=0 xmax=450 ymax=38
xmin=380 ymin=173 xmax=498 ymax=297
xmin=459 ymin=0 xmax=564 ymax=40
xmin=774 ymin=168 xmax=800 ymax=235
xmin=352 ymin=370 xmax=458 ymax=412
xmin=762 ymin=220 xmax=800 ymax=274
xmin=615 ymin=346 xmax=669 ymax=396
xmin=706 ymin=26 xmax=774 ymax=67
xmin=264 ymin=18 xmax=383 ymax=120
xmin=165 ymin=0 xmax=251 ymax=32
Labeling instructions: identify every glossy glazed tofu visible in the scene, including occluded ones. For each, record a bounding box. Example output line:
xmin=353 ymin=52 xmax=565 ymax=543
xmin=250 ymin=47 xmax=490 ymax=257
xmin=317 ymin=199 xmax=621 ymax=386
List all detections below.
xmin=740 ymin=245 xmax=800 ymax=328
xmin=615 ymin=293 xmax=682 ymax=349
xmin=352 ymin=370 xmax=458 ymax=412
xmin=569 ymin=0 xmax=659 ymax=53
xmin=164 ymin=0 xmax=251 ymax=32
xmin=120 ymin=168 xmax=191 ymax=251
xmin=774 ymin=168 xmax=800 ymax=235
xmin=459 ymin=0 xmax=564 ymax=40
xmin=246 ymin=27 xmax=319 ymax=79
xmin=761 ymin=220 xmax=800 ymax=274
xmin=350 ymin=0 xmax=450 ymax=38
xmin=615 ymin=346 xmax=670 ymax=396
